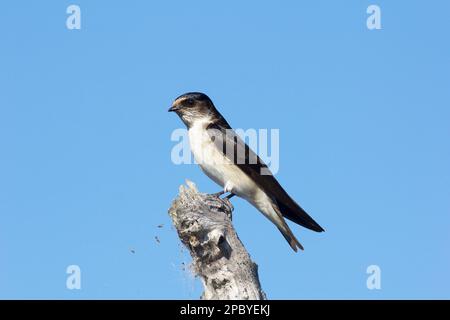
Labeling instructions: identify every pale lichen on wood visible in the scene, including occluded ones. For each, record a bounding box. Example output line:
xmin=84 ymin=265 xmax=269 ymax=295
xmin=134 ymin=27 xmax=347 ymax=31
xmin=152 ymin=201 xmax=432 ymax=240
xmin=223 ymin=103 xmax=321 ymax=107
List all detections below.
xmin=168 ymin=180 xmax=266 ymax=300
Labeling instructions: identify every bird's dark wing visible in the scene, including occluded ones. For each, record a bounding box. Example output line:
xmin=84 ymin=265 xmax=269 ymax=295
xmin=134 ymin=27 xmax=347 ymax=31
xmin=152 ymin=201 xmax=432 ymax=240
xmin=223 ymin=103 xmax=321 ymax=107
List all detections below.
xmin=207 ymin=121 xmax=324 ymax=232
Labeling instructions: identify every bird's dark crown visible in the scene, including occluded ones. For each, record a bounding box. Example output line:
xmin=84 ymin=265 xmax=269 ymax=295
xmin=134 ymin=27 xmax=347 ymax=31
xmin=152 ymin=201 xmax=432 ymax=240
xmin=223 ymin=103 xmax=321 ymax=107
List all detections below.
xmin=170 ymin=92 xmax=215 ymax=113
xmin=174 ymin=92 xmax=213 ymax=104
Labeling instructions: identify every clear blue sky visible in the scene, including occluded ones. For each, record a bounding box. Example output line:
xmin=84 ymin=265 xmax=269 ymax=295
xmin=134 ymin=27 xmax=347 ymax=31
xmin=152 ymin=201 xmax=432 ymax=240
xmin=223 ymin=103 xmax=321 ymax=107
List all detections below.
xmin=1 ymin=1 xmax=449 ymax=299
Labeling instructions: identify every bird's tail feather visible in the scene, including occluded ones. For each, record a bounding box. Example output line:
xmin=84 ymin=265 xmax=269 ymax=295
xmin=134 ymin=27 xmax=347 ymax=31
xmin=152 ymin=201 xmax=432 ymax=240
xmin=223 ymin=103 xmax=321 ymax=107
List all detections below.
xmin=276 ymin=198 xmax=325 ymax=232
xmin=271 ymin=202 xmax=304 ymax=252
xmin=277 ymin=227 xmax=304 ymax=252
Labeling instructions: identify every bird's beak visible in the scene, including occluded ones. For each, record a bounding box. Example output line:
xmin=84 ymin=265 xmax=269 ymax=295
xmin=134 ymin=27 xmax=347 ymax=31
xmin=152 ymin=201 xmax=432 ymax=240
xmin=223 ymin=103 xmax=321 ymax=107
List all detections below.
xmin=168 ymin=104 xmax=179 ymax=112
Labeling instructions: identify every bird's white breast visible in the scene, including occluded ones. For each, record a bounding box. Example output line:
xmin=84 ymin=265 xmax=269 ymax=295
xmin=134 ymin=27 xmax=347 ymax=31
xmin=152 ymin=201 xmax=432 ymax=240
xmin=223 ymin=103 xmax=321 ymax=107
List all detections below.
xmin=188 ymin=119 xmax=261 ymax=200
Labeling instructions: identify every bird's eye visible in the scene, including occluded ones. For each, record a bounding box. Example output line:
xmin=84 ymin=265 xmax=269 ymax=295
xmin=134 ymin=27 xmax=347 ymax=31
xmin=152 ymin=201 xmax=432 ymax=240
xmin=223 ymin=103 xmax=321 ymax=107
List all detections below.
xmin=185 ymin=98 xmax=195 ymax=106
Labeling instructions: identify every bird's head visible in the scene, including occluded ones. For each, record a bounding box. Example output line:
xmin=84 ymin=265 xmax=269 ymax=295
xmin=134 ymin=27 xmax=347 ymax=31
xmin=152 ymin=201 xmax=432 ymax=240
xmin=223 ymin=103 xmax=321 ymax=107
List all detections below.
xmin=169 ymin=92 xmax=217 ymax=127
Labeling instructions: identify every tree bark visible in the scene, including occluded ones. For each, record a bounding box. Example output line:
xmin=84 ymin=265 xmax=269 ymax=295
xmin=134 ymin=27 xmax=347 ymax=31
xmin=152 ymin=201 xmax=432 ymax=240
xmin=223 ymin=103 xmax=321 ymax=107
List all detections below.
xmin=168 ymin=180 xmax=266 ymax=300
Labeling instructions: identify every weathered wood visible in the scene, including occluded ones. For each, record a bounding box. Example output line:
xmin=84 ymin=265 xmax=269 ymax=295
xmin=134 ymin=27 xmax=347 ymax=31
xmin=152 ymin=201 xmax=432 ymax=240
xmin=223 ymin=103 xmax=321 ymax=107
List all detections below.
xmin=168 ymin=180 xmax=266 ymax=300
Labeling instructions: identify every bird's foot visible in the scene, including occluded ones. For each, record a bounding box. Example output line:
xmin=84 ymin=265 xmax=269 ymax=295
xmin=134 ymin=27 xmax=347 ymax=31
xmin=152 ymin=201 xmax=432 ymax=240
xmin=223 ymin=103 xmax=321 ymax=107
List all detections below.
xmin=204 ymin=192 xmax=234 ymax=220
xmin=222 ymin=198 xmax=233 ymax=220
xmin=210 ymin=181 xmax=235 ymax=199
xmin=210 ymin=190 xmax=225 ymax=198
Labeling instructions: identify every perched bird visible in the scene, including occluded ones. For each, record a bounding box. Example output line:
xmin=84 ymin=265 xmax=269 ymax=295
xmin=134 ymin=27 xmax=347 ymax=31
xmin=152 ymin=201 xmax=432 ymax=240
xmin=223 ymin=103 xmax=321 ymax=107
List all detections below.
xmin=169 ymin=92 xmax=324 ymax=251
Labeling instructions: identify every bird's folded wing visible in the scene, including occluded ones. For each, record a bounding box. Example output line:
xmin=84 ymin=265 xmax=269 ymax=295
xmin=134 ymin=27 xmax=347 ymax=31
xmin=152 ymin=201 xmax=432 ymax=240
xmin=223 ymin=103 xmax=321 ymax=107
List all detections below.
xmin=206 ymin=122 xmax=324 ymax=232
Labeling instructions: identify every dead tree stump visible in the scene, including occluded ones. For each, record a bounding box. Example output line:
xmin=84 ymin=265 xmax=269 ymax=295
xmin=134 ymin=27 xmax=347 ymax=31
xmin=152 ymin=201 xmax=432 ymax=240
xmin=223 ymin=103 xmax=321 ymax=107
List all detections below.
xmin=168 ymin=180 xmax=266 ymax=300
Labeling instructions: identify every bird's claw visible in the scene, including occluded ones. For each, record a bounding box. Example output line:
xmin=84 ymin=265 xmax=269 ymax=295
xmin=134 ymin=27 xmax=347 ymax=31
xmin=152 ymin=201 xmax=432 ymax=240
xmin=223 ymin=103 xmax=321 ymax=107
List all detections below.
xmin=221 ymin=198 xmax=234 ymax=220
xmin=210 ymin=190 xmax=225 ymax=198
xmin=204 ymin=193 xmax=234 ymax=220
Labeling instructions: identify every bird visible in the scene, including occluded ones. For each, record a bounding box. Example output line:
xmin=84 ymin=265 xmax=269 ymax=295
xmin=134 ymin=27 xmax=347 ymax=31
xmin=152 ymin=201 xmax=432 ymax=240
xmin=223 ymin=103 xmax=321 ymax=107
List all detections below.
xmin=169 ymin=92 xmax=324 ymax=251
